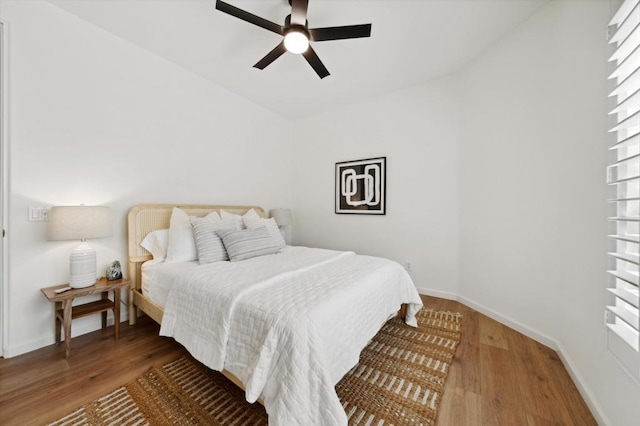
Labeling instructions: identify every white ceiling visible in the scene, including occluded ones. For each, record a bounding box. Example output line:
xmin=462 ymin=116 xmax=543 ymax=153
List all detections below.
xmin=47 ymin=0 xmax=549 ymax=119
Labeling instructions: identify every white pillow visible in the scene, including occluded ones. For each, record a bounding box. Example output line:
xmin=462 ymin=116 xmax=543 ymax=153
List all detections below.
xmin=190 ymin=217 xmax=237 ymax=264
xmin=140 ymin=229 xmax=169 ymax=260
xmin=220 ymin=209 xmax=259 ymax=229
xmin=166 ymin=208 xmax=220 ymax=263
xmin=243 ymin=208 xmax=260 ymax=220
xmin=243 ymin=215 xmax=286 ymax=248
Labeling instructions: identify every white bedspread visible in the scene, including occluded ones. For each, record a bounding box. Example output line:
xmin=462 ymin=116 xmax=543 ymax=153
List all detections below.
xmin=141 ymin=259 xmax=198 ymax=307
xmin=159 ymin=246 xmax=423 ymax=425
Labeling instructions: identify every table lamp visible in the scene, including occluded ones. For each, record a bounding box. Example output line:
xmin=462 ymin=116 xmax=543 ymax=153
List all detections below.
xmin=48 ymin=205 xmax=113 ymax=288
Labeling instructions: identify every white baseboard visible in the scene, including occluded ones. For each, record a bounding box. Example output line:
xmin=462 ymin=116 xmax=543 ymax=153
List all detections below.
xmin=3 ymin=310 xmax=129 ymax=358
xmin=415 ymin=286 xmax=458 ymax=301
xmin=555 ymin=341 xmax=609 ymax=426
xmin=456 ymin=294 xmax=558 ymax=350
xmin=416 ymin=290 xmax=609 ymax=425
xmin=4 ymin=336 xmax=54 ymax=358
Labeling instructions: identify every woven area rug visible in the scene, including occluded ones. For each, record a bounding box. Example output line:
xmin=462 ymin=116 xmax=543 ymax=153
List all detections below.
xmin=49 ymin=309 xmax=461 ymax=426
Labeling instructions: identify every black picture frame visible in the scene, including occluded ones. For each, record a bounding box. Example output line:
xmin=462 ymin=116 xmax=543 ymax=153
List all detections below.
xmin=335 ymin=157 xmax=386 ymax=215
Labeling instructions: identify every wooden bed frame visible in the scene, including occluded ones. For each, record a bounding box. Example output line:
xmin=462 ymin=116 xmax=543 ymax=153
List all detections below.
xmin=127 ymin=203 xmax=266 ymax=393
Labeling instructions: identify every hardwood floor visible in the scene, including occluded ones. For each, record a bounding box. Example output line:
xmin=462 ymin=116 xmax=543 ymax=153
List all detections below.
xmin=426 ymin=296 xmax=596 ymax=426
xmin=0 ymin=296 xmax=596 ymax=425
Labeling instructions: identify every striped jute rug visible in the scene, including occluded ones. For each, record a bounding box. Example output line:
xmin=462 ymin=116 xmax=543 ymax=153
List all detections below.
xmin=49 ymin=309 xmax=461 ymax=426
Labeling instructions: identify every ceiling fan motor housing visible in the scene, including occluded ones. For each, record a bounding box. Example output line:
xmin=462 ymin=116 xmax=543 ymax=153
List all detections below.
xmin=285 ymin=14 xmax=307 ymax=29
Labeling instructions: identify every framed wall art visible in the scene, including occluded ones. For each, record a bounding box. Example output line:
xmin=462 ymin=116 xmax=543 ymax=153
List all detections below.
xmin=335 ymin=157 xmax=386 ymax=215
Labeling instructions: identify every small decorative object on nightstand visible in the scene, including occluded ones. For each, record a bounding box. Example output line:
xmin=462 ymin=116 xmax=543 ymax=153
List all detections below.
xmin=106 ymin=260 xmax=123 ymax=281
xmin=41 ymin=277 xmax=131 ymax=358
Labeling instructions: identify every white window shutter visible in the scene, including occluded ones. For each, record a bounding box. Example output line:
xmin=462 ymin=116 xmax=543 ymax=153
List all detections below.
xmin=607 ymin=0 xmax=640 ymax=379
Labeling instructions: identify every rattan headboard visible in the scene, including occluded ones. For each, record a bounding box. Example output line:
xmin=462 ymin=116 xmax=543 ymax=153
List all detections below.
xmin=127 ymin=204 xmax=266 ymax=292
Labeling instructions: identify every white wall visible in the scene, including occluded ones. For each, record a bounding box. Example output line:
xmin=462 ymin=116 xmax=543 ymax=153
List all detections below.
xmin=0 ymin=0 xmax=293 ymax=356
xmin=458 ymin=0 xmax=640 ymax=424
xmin=292 ymin=77 xmax=460 ymax=298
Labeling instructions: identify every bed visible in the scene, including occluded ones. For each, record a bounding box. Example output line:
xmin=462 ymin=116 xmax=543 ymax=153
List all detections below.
xmin=127 ymin=204 xmax=424 ymax=425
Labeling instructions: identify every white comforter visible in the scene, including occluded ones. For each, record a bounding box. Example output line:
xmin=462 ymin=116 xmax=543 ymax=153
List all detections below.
xmin=159 ymin=246 xmax=423 ymax=425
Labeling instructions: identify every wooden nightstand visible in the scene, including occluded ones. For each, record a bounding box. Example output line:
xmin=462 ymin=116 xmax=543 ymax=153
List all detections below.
xmin=41 ymin=277 xmax=132 ymax=358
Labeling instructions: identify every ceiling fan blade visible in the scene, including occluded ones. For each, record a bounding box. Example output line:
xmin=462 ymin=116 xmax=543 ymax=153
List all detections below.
xmin=309 ymin=24 xmax=372 ymax=41
xmin=216 ymin=0 xmax=283 ymax=35
xmin=302 ymin=46 xmax=330 ymax=79
xmin=290 ymin=0 xmax=309 ymax=26
xmin=253 ymin=41 xmax=288 ymax=70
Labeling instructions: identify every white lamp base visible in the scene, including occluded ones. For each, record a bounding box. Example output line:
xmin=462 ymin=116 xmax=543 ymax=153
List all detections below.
xmin=69 ymin=241 xmax=97 ymax=288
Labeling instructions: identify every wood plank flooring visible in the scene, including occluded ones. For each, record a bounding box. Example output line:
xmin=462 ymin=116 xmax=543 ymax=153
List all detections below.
xmin=0 ymin=295 xmax=596 ymax=425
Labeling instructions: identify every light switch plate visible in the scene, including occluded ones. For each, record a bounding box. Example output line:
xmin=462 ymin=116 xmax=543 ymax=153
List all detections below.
xmin=28 ymin=206 xmax=50 ymax=222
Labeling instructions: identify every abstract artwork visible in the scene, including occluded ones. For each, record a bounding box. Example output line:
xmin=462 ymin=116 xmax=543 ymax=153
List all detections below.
xmin=335 ymin=157 xmax=386 ymax=214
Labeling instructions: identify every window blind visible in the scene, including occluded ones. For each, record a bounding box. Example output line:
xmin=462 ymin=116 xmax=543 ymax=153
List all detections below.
xmin=607 ymin=0 xmax=640 ymax=379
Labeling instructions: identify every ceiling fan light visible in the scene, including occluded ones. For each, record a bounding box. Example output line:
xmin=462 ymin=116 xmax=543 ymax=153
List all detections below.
xmin=284 ymin=31 xmax=309 ymax=54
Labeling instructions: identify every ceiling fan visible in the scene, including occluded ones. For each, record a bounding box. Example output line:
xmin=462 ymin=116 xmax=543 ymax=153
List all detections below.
xmin=215 ymin=0 xmax=372 ymax=79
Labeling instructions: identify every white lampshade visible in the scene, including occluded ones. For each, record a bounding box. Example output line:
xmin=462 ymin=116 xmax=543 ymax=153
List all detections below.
xmin=48 ymin=206 xmax=112 ymax=241
xmin=48 ymin=206 xmax=112 ymax=288
xmin=270 ymin=208 xmax=292 ymax=227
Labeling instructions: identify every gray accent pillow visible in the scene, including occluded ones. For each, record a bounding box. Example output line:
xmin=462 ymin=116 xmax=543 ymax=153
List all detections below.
xmin=190 ymin=217 xmax=237 ymax=264
xmin=217 ymin=227 xmax=283 ymax=262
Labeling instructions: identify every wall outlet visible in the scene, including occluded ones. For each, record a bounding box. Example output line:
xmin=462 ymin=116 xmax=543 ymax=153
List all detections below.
xmin=405 ymin=262 xmax=412 ymax=272
xmin=28 ymin=206 xmax=50 ymax=222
